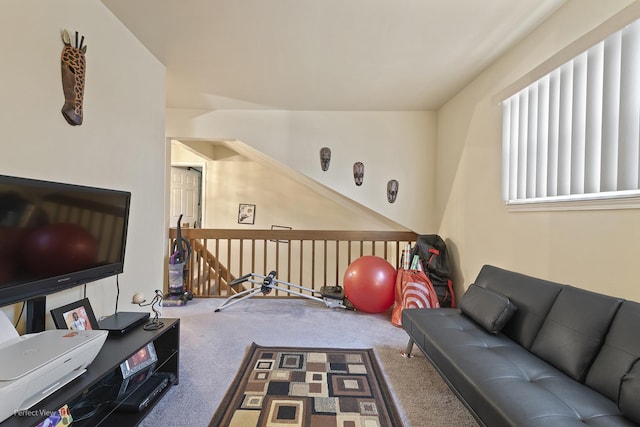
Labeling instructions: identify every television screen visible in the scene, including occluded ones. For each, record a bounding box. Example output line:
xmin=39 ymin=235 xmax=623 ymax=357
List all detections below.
xmin=0 ymin=175 xmax=131 ymax=307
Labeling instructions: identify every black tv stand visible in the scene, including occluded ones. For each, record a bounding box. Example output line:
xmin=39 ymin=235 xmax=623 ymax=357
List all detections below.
xmin=1 ymin=318 xmax=179 ymax=427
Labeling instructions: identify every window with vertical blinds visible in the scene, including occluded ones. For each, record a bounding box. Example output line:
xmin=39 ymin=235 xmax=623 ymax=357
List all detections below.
xmin=501 ymin=18 xmax=640 ymax=207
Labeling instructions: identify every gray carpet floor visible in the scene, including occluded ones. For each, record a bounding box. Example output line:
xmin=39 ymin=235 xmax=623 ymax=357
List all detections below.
xmin=139 ymin=297 xmax=478 ymax=427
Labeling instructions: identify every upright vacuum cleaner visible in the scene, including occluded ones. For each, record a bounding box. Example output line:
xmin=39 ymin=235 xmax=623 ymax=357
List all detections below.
xmin=165 ymin=215 xmax=193 ymax=306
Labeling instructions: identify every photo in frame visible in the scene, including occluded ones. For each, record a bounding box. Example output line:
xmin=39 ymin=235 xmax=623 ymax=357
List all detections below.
xmin=50 ymin=298 xmax=99 ymax=331
xmin=238 ymin=203 xmax=256 ymax=225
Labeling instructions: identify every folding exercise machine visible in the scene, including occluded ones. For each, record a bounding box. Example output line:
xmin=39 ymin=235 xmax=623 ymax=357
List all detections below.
xmin=214 ymin=271 xmax=354 ymax=312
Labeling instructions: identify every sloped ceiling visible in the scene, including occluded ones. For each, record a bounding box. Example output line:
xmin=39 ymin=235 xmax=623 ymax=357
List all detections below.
xmin=102 ymin=0 xmax=567 ymax=111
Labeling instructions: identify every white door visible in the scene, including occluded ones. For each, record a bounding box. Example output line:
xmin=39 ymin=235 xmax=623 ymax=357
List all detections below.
xmin=170 ymin=167 xmax=201 ymax=228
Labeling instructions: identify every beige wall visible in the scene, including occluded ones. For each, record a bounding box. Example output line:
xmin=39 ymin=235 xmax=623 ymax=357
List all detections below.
xmin=437 ymin=0 xmax=640 ymax=300
xmin=167 ymin=109 xmax=438 ymax=233
xmin=171 ymin=142 xmax=407 ymax=230
xmin=0 ymin=0 xmax=166 ymax=330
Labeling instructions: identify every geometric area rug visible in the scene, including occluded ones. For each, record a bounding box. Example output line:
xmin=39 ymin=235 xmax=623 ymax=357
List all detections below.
xmin=209 ymin=343 xmax=403 ymax=426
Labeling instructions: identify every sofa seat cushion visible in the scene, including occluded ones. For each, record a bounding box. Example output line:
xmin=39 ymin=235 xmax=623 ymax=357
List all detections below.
xmin=530 ymin=286 xmax=623 ymax=381
xmin=459 ymin=284 xmax=517 ymax=334
xmin=586 ymin=301 xmax=640 ymax=403
xmin=619 ymin=359 xmax=640 ymax=424
xmin=402 ymin=308 xmax=633 ymax=427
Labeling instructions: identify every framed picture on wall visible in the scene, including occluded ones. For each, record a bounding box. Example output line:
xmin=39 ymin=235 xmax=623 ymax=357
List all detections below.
xmin=238 ymin=203 xmax=256 ymax=225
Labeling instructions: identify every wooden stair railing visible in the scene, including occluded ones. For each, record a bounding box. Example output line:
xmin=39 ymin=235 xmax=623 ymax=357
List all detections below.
xmin=168 ymin=229 xmax=419 ymax=298
xmin=190 ymin=239 xmax=240 ymax=296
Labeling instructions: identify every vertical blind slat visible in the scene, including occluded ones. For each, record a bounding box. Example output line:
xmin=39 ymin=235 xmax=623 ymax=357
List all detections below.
xmin=618 ymin=21 xmax=640 ymax=190
xmin=510 ymin=98 xmax=520 ymax=201
xmin=601 ymin=32 xmax=622 ymax=192
xmin=502 ymin=100 xmax=512 ymax=201
xmin=557 ymin=61 xmax=574 ymax=196
xmin=585 ymin=43 xmax=604 ymax=194
xmin=548 ymin=69 xmax=561 ymax=197
xmin=570 ymin=52 xmax=588 ymax=195
xmin=517 ymin=91 xmax=528 ymax=199
xmin=536 ymin=75 xmax=550 ymax=198
xmin=527 ymin=84 xmax=539 ymax=199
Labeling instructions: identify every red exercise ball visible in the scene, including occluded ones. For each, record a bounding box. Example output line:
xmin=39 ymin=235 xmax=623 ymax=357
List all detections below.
xmin=343 ymin=256 xmax=397 ymax=313
xmin=21 ymin=223 xmax=98 ymax=277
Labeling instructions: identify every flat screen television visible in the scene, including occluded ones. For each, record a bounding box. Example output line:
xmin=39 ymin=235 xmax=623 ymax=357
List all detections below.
xmin=0 ymin=175 xmax=131 ymax=332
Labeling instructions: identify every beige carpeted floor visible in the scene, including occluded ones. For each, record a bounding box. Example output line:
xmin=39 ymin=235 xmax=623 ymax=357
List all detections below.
xmin=139 ymin=297 xmax=478 ymax=427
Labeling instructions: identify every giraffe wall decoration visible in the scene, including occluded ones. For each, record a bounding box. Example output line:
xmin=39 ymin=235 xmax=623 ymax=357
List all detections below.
xmin=60 ymin=30 xmax=87 ymax=126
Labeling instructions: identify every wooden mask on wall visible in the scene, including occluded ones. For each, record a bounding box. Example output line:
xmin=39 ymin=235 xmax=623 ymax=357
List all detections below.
xmin=387 ymin=179 xmax=399 ymax=203
xmin=353 ymin=162 xmax=364 ymax=186
xmin=320 ymin=147 xmax=331 ymax=171
xmin=60 ymin=30 xmax=87 ymax=126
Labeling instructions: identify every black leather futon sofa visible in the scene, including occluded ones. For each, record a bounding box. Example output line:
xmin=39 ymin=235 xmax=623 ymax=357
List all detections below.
xmin=402 ymin=265 xmax=640 ymax=426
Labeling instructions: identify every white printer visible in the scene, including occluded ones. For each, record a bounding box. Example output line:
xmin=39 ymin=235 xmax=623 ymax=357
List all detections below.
xmin=0 ymin=312 xmax=107 ymax=423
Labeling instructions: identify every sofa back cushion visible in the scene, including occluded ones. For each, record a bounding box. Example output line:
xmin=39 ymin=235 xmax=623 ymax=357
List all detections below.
xmin=530 ymin=286 xmax=622 ymax=382
xmin=585 ymin=300 xmax=640 ymax=402
xmin=474 ymin=265 xmax=562 ymax=348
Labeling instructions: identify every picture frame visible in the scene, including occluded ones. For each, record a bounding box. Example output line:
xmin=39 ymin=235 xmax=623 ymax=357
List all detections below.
xmin=270 ymin=225 xmax=292 ymax=243
xmin=120 ymin=342 xmax=158 ymax=379
xmin=238 ymin=203 xmax=256 ymax=225
xmin=118 ymin=365 xmax=155 ymax=399
xmin=50 ymin=298 xmax=99 ymax=331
